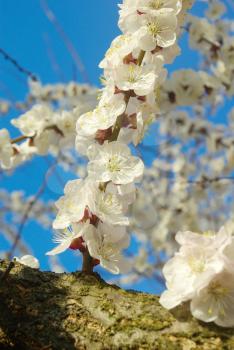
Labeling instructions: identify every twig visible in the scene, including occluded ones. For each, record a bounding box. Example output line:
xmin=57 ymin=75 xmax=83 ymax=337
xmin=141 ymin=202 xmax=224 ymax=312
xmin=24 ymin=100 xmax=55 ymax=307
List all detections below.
xmin=7 ymin=160 xmax=58 ymax=259
xmin=0 ymin=48 xmax=37 ymax=81
xmin=11 ymin=125 xmax=63 ymax=145
xmin=40 ymin=0 xmax=90 ymax=83
xmin=168 ymin=176 xmax=234 ymax=187
xmin=82 ymin=250 xmax=94 ymax=274
xmin=109 ymin=50 xmax=146 ymax=142
xmin=11 ymin=135 xmax=29 ymax=144
xmin=3 ymin=226 xmax=29 ymax=255
xmin=43 ymin=32 xmax=66 ymax=82
xmin=0 ymin=261 xmax=14 ymax=282
xmin=187 ymin=176 xmax=234 ymax=185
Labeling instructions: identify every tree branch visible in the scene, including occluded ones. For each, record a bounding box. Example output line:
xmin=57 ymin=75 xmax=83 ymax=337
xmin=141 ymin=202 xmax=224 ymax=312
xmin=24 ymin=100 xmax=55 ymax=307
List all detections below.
xmin=0 ymin=260 xmax=233 ymax=350
xmin=0 ymin=48 xmax=37 ymax=81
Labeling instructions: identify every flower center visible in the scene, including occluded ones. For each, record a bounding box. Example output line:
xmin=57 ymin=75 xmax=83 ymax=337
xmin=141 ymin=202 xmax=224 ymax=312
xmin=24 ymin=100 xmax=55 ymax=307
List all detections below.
xmin=149 ymin=0 xmax=163 ymax=10
xmin=147 ymin=21 xmax=161 ymax=37
xmin=106 ymin=35 xmax=128 ymax=58
xmin=101 ymin=243 xmax=116 ymax=260
xmin=65 ymin=120 xmax=72 ymax=129
xmin=127 ymin=65 xmax=139 ymax=83
xmin=208 ymin=281 xmax=229 ymax=299
xmin=104 ymin=193 xmax=114 ymax=206
xmin=99 ymin=114 xmax=108 ymax=123
xmin=188 ymin=256 xmax=205 ymax=273
xmin=203 ymin=230 xmax=215 ymax=237
xmin=107 ymin=155 xmax=121 ymax=172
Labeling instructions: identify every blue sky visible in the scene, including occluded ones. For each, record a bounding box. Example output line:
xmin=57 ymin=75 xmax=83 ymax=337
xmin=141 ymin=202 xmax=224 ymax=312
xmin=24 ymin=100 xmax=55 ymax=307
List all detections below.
xmin=0 ymin=1 xmax=233 ymax=293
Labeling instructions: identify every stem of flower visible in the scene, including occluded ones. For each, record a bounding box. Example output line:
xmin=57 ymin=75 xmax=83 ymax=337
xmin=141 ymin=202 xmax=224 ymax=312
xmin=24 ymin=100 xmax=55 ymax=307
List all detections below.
xmin=83 ymin=50 xmax=147 ymax=273
xmin=10 ymin=125 xmax=64 ymax=145
xmin=11 ymin=135 xmax=29 ymax=144
xmin=137 ymin=49 xmax=145 ymax=66
xmin=82 ymin=249 xmax=94 ymax=274
xmin=109 ymin=50 xmax=146 ymax=143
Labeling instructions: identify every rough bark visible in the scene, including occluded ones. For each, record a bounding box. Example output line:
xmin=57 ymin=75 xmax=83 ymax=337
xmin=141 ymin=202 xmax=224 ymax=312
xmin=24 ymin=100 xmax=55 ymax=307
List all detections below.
xmin=0 ymin=260 xmax=233 ymax=349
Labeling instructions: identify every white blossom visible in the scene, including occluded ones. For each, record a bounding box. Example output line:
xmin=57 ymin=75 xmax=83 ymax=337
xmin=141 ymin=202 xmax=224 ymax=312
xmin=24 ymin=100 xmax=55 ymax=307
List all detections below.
xmin=83 ymin=225 xmax=130 ymax=274
xmin=87 ymin=141 xmax=144 ymax=185
xmin=205 ymin=0 xmax=226 ymax=21
xmin=95 ymin=191 xmax=129 ymax=226
xmin=134 ymin=13 xmax=178 ymax=50
xmin=56 ymin=111 xmax=76 ymax=137
xmin=112 ymin=63 xmax=158 ymax=96
xmin=11 ymin=104 xmax=53 ymax=137
xmin=97 ymin=221 xmax=128 ymax=244
xmin=138 ymin=0 xmax=182 ymax=15
xmin=106 ymin=182 xmax=136 ymax=208
xmin=34 ymin=129 xmax=60 ymax=155
xmin=159 ymin=229 xmax=229 ymax=309
xmin=0 ymin=129 xmax=14 ymax=169
xmin=190 ymin=271 xmax=234 ymax=327
xmin=76 ymin=94 xmax=125 ymax=138
xmin=53 ymin=179 xmax=98 ymax=229
xmin=162 ymin=70 xmax=204 ymax=106
xmin=99 ymin=34 xmax=139 ymax=71
xmin=46 ymin=222 xmax=94 ymax=255
xmin=14 ymin=255 xmax=40 ymax=269
xmin=119 ymin=0 xmax=180 ymax=34
xmin=175 ymin=227 xmax=232 ymax=252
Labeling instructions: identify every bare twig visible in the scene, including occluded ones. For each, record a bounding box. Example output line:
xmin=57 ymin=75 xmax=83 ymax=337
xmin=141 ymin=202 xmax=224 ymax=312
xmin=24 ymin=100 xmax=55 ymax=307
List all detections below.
xmin=43 ymin=32 xmax=66 ymax=82
xmin=0 ymin=48 xmax=37 ymax=81
xmin=168 ymin=176 xmax=234 ymax=187
xmin=82 ymin=250 xmax=94 ymax=274
xmin=40 ymin=0 xmax=90 ymax=83
xmin=0 ymin=261 xmax=14 ymax=282
xmin=186 ymin=176 xmax=234 ymax=185
xmin=7 ymin=160 xmax=58 ymax=259
xmin=11 ymin=135 xmax=29 ymax=144
xmin=3 ymin=226 xmax=29 ymax=256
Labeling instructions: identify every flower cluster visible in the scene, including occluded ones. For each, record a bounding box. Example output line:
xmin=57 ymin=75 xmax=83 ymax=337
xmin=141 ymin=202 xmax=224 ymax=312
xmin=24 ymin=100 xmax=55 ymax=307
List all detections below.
xmin=188 ymin=2 xmax=234 ymax=97
xmin=159 ymin=69 xmax=221 ymax=110
xmin=128 ymin=102 xmax=234 ymax=283
xmin=122 ymin=1 xmax=234 ymax=287
xmin=26 ymin=80 xmax=97 ymax=111
xmin=160 ymin=226 xmax=234 ymax=327
xmin=0 ymin=83 xmax=97 ymax=170
xmin=0 ymin=105 xmax=72 ymax=169
xmin=47 ymin=0 xmax=192 ymax=274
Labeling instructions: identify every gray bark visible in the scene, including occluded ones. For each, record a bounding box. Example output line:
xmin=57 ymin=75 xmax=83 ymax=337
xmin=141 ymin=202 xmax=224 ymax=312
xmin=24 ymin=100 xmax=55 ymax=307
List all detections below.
xmin=0 ymin=260 xmax=233 ymax=349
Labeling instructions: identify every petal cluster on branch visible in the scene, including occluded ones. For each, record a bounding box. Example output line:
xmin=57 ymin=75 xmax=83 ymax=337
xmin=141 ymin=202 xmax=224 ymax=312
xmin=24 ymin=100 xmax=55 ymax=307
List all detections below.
xmin=47 ymin=0 xmax=192 ymax=274
xmin=160 ymin=226 xmax=234 ymax=328
xmin=0 ymin=83 xmax=97 ymax=169
xmin=121 ymin=0 xmax=234 ymax=289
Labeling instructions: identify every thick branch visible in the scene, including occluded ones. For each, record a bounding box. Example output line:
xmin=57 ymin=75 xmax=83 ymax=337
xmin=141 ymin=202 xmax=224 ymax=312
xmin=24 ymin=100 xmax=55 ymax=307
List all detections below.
xmin=0 ymin=260 xmax=233 ymax=350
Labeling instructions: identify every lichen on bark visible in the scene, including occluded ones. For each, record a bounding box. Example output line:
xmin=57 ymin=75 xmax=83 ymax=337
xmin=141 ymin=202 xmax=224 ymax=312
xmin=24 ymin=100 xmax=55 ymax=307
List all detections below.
xmin=0 ymin=260 xmax=233 ymax=349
